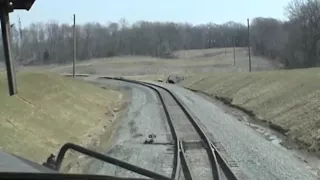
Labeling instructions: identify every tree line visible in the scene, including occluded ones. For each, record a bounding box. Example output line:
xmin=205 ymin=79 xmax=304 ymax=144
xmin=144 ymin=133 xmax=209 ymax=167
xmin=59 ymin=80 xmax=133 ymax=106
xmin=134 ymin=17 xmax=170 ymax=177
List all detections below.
xmin=251 ymin=0 xmax=320 ymax=68
xmin=1 ymin=20 xmax=248 ymax=65
xmin=0 ymin=0 xmax=319 ymax=69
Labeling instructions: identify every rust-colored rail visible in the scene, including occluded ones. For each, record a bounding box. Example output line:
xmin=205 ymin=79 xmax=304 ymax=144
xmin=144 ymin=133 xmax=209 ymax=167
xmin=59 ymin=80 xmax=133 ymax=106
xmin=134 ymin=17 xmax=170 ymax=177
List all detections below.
xmin=101 ymin=77 xmax=239 ymax=180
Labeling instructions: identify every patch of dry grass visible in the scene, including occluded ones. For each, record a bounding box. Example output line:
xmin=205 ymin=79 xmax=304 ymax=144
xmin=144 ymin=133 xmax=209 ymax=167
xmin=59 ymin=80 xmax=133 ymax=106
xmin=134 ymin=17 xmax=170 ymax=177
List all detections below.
xmin=124 ymin=74 xmax=167 ymax=81
xmin=0 ymin=72 xmax=123 ymax=163
xmin=180 ymin=68 xmax=320 ymax=153
xmin=48 ymin=48 xmax=278 ymax=82
xmin=174 ymin=47 xmax=234 ymax=59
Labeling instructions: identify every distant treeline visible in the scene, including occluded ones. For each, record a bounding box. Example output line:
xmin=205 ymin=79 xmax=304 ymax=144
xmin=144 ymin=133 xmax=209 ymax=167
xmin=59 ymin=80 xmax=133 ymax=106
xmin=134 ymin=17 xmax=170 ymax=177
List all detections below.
xmin=251 ymin=0 xmax=320 ymax=68
xmin=0 ymin=0 xmax=319 ymax=69
xmin=1 ymin=20 xmax=248 ymax=65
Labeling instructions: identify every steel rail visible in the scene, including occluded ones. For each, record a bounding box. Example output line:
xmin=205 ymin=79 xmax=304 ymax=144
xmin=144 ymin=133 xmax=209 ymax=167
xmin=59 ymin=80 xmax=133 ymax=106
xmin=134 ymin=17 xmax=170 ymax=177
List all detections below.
xmin=135 ymin=81 xmax=181 ymax=180
xmin=100 ymin=77 xmax=194 ymax=180
xmin=140 ymin=81 xmax=221 ymax=180
xmin=99 ymin=77 xmax=239 ymax=180
xmin=143 ymin=81 xmax=238 ymax=180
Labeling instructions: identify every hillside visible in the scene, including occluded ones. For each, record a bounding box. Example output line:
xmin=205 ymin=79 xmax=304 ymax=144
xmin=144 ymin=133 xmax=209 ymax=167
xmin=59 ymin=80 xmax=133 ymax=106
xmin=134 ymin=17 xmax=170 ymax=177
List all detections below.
xmin=0 ymin=72 xmax=123 ymax=163
xmin=180 ymin=68 xmax=320 ymax=154
xmin=50 ymin=48 xmax=279 ymax=82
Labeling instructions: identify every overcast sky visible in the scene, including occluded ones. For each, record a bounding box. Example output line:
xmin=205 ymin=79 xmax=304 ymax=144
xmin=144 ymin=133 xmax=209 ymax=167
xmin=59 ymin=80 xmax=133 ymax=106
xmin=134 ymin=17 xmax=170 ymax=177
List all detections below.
xmin=9 ymin=0 xmax=291 ymax=27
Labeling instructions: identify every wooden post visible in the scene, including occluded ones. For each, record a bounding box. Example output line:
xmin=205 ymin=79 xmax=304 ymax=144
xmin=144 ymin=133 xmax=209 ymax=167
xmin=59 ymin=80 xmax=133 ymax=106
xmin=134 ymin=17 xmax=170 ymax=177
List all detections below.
xmin=18 ymin=16 xmax=22 ymax=60
xmin=1 ymin=7 xmax=17 ymax=95
xmin=247 ymin=18 xmax=251 ymax=72
xmin=225 ymin=39 xmax=227 ymax=56
xmin=72 ymin=14 xmax=76 ymax=78
xmin=225 ymin=46 xmax=227 ymax=56
xmin=233 ymin=36 xmax=236 ymax=66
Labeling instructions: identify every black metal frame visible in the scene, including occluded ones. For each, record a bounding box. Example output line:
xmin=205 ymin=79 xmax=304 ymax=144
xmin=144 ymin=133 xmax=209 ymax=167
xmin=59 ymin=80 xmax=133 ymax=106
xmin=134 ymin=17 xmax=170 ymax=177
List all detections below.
xmin=0 ymin=172 xmax=149 ymax=180
xmin=52 ymin=143 xmax=171 ymax=180
xmin=1 ymin=0 xmax=16 ymax=95
xmin=0 ymin=0 xmax=36 ymax=95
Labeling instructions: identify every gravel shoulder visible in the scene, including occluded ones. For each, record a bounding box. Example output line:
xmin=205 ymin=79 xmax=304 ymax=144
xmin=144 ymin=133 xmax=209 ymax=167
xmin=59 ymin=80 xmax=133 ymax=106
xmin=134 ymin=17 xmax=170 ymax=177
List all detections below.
xmin=53 ymin=75 xmax=319 ymax=180
xmin=83 ymin=79 xmax=174 ymax=178
xmin=150 ymin=82 xmax=319 ymax=180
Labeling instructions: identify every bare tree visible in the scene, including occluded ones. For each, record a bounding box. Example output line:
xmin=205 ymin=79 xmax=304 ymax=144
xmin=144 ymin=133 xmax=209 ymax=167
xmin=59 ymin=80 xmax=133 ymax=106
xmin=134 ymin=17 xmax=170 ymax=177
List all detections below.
xmin=0 ymin=19 xmax=251 ymax=65
xmin=286 ymin=0 xmax=320 ymax=67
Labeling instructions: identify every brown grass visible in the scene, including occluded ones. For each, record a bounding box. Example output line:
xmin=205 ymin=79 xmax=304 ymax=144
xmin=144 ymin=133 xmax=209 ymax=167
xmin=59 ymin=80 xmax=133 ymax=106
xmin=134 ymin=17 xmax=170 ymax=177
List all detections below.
xmin=0 ymin=71 xmax=123 ymax=163
xmin=44 ymin=48 xmax=279 ymax=82
xmin=180 ymin=68 xmax=320 ymax=154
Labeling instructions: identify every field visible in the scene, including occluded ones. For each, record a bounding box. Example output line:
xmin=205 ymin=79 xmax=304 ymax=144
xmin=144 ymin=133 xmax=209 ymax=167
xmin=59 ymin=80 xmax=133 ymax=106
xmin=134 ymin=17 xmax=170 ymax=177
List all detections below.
xmin=180 ymin=68 xmax=320 ymax=154
xmin=0 ymin=47 xmax=281 ymax=162
xmin=49 ymin=47 xmax=280 ymax=81
xmin=0 ymin=71 xmax=124 ymax=163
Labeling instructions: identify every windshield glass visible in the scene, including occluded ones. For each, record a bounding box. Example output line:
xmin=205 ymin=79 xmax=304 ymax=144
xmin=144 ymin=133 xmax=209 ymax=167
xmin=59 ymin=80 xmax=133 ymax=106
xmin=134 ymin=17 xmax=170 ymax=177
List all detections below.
xmin=1 ymin=0 xmax=320 ymax=180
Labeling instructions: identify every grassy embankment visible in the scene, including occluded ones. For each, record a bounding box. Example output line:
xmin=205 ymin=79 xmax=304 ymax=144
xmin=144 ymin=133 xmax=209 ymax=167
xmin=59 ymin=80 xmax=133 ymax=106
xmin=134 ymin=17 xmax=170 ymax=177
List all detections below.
xmin=0 ymin=72 xmax=124 ymax=164
xmin=181 ymin=68 xmax=320 ymax=154
xmin=50 ymin=47 xmax=279 ymax=82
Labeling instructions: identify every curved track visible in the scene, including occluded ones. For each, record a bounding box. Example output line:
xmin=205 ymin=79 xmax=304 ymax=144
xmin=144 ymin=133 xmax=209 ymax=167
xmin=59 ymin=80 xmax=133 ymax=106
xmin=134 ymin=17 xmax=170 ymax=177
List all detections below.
xmin=101 ymin=77 xmax=241 ymax=180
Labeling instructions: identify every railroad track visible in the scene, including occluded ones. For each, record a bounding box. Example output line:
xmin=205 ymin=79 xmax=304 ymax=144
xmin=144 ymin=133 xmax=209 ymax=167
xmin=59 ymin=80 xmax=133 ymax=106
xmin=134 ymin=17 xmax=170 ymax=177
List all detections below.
xmin=100 ymin=77 xmax=243 ymax=180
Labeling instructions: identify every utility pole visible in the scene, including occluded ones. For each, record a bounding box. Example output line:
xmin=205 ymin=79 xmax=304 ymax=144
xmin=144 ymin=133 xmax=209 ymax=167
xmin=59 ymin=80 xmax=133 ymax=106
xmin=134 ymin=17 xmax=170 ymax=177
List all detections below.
xmin=225 ymin=46 xmax=227 ymax=56
xmin=247 ymin=18 xmax=251 ymax=72
xmin=225 ymin=39 xmax=227 ymax=56
xmin=17 ymin=15 xmax=22 ymax=62
xmin=18 ymin=16 xmax=22 ymax=41
xmin=72 ymin=14 xmax=76 ymax=78
xmin=233 ymin=36 xmax=236 ymax=66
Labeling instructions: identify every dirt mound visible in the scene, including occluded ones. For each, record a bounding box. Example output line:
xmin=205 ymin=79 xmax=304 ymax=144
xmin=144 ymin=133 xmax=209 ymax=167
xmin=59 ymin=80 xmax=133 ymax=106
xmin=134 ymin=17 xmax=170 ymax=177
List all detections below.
xmin=166 ymin=74 xmax=186 ymax=84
